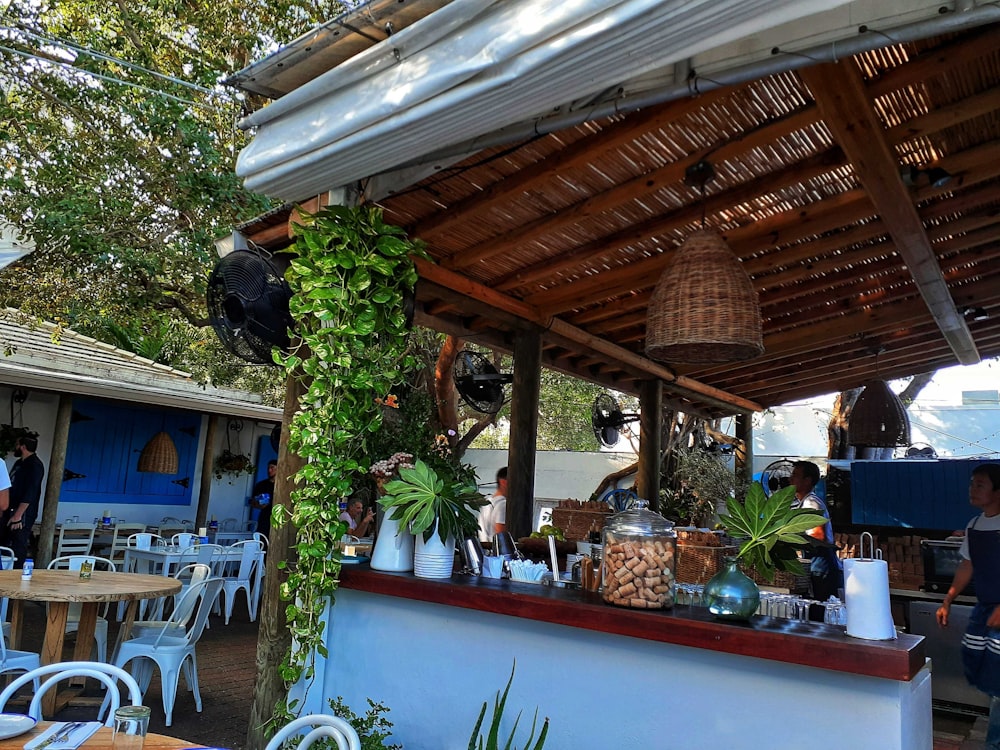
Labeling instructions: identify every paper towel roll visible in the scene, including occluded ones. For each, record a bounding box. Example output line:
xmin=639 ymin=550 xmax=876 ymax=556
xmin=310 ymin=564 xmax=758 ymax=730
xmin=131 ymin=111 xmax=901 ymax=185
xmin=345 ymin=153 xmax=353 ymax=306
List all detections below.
xmin=844 ymin=558 xmax=897 ymax=640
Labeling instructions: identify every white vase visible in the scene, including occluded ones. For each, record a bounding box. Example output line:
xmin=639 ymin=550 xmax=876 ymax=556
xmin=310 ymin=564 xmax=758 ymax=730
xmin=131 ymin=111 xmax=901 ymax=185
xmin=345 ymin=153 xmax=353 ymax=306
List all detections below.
xmin=413 ymin=523 xmax=456 ymax=579
xmin=370 ymin=512 xmax=414 ymax=572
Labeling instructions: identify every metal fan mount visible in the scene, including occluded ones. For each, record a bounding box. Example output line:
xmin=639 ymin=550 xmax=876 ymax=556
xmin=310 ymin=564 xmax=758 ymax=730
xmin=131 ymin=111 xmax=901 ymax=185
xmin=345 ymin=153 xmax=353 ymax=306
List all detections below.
xmin=591 ymin=392 xmax=640 ymax=448
xmin=206 ymin=249 xmax=294 ymax=365
xmin=454 ymin=350 xmax=512 ymax=414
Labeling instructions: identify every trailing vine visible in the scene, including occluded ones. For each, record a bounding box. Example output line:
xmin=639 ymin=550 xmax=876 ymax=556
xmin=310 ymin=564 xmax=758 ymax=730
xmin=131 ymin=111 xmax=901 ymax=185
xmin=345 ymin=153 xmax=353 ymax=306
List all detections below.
xmin=276 ymin=204 xmax=425 ymax=694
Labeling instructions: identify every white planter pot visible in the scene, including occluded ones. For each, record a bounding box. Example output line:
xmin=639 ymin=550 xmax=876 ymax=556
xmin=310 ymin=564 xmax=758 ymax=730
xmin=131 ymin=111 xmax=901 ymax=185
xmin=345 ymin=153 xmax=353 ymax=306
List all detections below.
xmin=370 ymin=512 xmax=414 ymax=572
xmin=413 ymin=524 xmax=456 ymax=579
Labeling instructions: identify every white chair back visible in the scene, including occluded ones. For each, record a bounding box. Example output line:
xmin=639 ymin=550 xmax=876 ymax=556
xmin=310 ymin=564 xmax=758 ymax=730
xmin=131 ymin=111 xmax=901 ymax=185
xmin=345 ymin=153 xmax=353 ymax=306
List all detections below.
xmin=0 ymin=661 xmax=141 ymax=726
xmin=172 ymin=532 xmax=198 ymax=549
xmin=170 ymin=564 xmax=211 ymax=626
xmin=220 ymin=517 xmax=238 ymax=531
xmin=264 ymin=715 xmax=361 ymax=750
xmin=178 ymin=544 xmax=224 ymax=575
xmin=110 ymin=523 xmax=147 ymax=563
xmin=128 ymin=532 xmax=165 ymax=551
xmin=153 ymin=577 xmax=223 ymax=648
xmin=253 ymin=531 xmax=269 ymax=550
xmin=0 ymin=546 xmax=14 ymax=570
xmin=56 ymin=522 xmax=96 ymax=557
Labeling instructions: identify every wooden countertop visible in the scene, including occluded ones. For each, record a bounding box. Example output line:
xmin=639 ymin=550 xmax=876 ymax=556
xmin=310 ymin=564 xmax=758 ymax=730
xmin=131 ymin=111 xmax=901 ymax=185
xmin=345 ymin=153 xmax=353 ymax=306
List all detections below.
xmin=340 ymin=566 xmax=926 ymax=682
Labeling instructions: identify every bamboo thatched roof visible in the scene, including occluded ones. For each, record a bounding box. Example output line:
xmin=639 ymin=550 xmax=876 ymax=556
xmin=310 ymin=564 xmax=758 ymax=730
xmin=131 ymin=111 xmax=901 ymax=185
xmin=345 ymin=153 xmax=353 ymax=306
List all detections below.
xmin=229 ymin=5 xmax=1000 ymax=418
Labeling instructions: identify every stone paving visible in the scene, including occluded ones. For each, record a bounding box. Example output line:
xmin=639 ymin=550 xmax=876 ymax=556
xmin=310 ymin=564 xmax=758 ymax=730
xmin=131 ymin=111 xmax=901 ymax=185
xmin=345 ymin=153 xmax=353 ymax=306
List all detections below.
xmin=14 ymin=598 xmax=261 ymax=749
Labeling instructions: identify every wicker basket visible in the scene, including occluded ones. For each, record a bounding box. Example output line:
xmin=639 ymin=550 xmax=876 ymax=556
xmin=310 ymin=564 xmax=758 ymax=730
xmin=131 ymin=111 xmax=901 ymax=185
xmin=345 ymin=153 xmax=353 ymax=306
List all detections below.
xmin=137 ymin=431 xmax=179 ymax=474
xmin=551 ymin=507 xmax=611 ymax=541
xmin=676 ymin=544 xmax=737 ymax=584
xmin=741 ymin=564 xmax=811 ymax=596
xmin=645 ymin=229 xmax=763 ymax=363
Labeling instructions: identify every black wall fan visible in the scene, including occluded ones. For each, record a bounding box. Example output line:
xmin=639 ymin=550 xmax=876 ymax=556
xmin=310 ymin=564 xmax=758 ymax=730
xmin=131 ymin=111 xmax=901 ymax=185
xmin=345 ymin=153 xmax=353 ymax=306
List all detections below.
xmin=454 ymin=350 xmax=512 ymax=414
xmin=207 ymin=249 xmax=294 ymax=365
xmin=591 ymin=393 xmax=640 ymax=448
xmin=760 ymin=458 xmax=794 ymax=496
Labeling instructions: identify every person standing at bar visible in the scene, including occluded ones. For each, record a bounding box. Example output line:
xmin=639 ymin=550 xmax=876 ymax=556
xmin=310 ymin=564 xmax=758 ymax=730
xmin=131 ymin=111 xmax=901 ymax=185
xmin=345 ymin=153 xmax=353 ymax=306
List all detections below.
xmin=937 ymin=463 xmax=1000 ymax=750
xmin=1 ymin=435 xmax=44 ymax=566
xmin=478 ymin=466 xmax=508 ymax=544
xmin=789 ymin=460 xmax=843 ymax=601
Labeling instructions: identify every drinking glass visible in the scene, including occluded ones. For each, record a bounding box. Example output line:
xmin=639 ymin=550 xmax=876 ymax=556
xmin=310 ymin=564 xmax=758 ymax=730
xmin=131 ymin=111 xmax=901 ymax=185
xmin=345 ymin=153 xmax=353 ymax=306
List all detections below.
xmin=112 ymin=706 xmax=151 ymax=750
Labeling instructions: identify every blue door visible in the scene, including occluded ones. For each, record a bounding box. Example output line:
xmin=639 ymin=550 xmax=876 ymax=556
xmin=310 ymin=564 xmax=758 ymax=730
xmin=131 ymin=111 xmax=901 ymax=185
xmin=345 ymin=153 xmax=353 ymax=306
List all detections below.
xmin=61 ymin=399 xmax=199 ymax=506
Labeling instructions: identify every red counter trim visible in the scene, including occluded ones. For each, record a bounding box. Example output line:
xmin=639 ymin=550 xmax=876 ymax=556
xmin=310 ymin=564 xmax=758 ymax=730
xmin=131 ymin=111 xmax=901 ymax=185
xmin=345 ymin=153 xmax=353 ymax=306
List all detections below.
xmin=340 ymin=566 xmax=925 ymax=682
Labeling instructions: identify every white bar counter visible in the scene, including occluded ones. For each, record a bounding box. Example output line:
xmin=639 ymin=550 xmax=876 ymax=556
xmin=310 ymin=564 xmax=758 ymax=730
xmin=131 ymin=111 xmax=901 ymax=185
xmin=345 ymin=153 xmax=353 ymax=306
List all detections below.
xmin=293 ymin=567 xmax=932 ymax=750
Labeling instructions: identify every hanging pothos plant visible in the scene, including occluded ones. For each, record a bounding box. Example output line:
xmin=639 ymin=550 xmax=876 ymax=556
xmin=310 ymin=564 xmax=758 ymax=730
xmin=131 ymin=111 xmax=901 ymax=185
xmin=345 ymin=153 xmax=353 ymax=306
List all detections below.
xmin=275 ymin=204 xmax=426 ymax=706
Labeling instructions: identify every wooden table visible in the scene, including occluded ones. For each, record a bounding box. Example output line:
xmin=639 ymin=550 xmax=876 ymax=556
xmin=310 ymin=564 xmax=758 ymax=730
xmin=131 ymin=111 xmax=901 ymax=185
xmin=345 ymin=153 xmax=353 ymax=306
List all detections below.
xmin=0 ymin=570 xmax=181 ymax=714
xmin=9 ymin=722 xmax=201 ymax=750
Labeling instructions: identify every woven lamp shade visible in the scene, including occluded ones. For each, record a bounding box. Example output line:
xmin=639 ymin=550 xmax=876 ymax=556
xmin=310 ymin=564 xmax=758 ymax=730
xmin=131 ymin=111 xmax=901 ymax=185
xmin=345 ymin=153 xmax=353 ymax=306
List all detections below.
xmin=848 ymin=380 xmax=911 ymax=448
xmin=137 ymin=431 xmax=179 ymax=474
xmin=645 ymin=229 xmax=763 ymax=363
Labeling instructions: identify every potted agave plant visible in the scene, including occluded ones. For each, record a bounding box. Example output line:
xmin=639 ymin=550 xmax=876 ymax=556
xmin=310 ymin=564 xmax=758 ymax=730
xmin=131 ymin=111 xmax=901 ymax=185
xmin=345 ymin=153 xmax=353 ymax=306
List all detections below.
xmin=379 ymin=459 xmax=485 ymax=579
xmin=704 ymin=483 xmax=827 ymax=620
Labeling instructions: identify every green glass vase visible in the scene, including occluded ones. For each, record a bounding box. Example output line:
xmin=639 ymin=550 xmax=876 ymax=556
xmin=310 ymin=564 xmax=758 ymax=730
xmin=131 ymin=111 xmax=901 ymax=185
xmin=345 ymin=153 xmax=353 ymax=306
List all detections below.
xmin=704 ymin=555 xmax=760 ymax=620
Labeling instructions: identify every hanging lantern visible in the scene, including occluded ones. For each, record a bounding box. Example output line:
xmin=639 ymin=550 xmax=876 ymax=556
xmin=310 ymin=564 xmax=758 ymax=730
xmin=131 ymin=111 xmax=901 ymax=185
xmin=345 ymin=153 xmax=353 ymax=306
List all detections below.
xmin=847 ymin=380 xmax=911 ymax=448
xmin=137 ymin=431 xmax=179 ymax=474
xmin=645 ymin=228 xmax=763 ymax=363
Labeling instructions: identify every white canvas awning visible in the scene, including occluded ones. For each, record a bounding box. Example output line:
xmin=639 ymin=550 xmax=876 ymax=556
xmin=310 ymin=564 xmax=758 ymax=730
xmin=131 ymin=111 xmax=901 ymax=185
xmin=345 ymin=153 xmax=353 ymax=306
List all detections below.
xmin=236 ymin=0 xmax=872 ymax=201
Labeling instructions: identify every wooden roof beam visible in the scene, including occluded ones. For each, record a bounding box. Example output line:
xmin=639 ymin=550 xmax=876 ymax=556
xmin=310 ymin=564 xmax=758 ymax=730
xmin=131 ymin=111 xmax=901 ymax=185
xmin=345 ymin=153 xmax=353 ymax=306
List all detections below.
xmin=411 ymin=86 xmax=736 ymax=241
xmin=799 ymin=61 xmax=979 ymax=365
xmin=449 ymin=105 xmax=821 ymax=272
xmin=508 ymin=148 xmax=844 ymax=302
xmin=415 ymin=258 xmax=761 ymax=413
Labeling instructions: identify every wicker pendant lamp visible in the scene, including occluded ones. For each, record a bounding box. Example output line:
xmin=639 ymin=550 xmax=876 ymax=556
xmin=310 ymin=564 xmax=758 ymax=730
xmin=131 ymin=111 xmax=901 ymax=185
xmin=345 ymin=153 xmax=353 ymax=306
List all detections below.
xmin=847 ymin=379 xmax=911 ymax=448
xmin=137 ymin=431 xmax=179 ymax=474
xmin=645 ymin=161 xmax=763 ymax=364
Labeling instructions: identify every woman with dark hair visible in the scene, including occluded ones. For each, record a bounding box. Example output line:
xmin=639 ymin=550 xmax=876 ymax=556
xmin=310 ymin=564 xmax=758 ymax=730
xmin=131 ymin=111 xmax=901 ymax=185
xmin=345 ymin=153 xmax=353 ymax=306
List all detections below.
xmin=938 ymin=463 xmax=1000 ymax=750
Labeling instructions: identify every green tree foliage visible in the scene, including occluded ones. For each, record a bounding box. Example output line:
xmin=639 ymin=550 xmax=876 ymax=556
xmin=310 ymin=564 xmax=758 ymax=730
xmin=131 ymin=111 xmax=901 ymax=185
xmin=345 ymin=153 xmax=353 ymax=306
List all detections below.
xmin=0 ymin=0 xmax=341 ymax=397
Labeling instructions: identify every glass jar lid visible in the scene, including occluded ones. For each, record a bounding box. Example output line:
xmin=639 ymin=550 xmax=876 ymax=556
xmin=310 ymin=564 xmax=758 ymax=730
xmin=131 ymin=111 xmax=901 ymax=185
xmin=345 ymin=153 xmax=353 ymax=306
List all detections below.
xmin=605 ymin=499 xmax=675 ymax=536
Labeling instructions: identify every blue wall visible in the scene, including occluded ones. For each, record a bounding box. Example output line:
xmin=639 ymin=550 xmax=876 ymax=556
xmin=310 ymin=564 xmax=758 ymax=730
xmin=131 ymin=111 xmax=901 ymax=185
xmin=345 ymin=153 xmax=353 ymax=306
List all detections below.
xmin=850 ymin=459 xmax=985 ymax=530
xmin=61 ymin=398 xmax=200 ymax=506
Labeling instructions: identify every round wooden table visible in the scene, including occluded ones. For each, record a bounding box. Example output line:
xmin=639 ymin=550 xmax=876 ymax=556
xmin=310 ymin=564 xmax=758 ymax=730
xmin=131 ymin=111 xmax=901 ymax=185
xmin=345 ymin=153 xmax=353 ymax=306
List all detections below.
xmin=8 ymin=722 xmax=202 ymax=750
xmin=0 ymin=570 xmax=181 ymax=714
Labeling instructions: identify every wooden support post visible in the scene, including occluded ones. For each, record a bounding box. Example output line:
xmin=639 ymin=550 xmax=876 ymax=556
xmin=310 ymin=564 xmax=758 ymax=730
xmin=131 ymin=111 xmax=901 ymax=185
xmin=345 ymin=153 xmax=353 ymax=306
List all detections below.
xmin=506 ymin=327 xmax=542 ymax=539
xmin=37 ymin=394 xmax=72 ymax=568
xmin=194 ymin=414 xmax=219 ymax=529
xmin=636 ymin=380 xmax=662 ymax=509
xmin=247 ymin=373 xmax=305 ymax=750
xmin=735 ymin=413 xmax=754 ymax=501
xmin=194 ymin=414 xmax=219 ymax=531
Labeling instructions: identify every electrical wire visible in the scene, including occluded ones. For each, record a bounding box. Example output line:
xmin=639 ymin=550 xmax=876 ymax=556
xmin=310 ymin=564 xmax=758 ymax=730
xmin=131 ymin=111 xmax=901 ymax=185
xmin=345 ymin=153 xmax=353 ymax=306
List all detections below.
xmin=5 ymin=25 xmax=225 ymax=97
xmin=0 ymin=44 xmax=225 ymax=112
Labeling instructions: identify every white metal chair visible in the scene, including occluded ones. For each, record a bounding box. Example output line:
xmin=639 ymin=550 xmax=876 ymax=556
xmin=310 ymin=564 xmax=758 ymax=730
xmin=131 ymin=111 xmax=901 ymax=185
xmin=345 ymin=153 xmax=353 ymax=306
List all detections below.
xmin=264 ymin=714 xmax=361 ymax=750
xmin=56 ymin=522 xmax=97 ymax=557
xmin=0 ymin=628 xmax=41 ymax=691
xmin=218 ymin=540 xmax=263 ymax=624
xmin=128 ymin=532 xmax=166 ymax=551
xmin=253 ymin=531 xmax=269 ymax=551
xmin=220 ymin=517 xmax=238 ymax=532
xmin=113 ymin=577 xmax=224 ymax=726
xmin=47 ymin=555 xmax=116 ymax=662
xmin=172 ymin=532 xmax=198 ymax=549
xmin=0 ymin=661 xmax=141 ymax=726
xmin=109 ymin=523 xmax=147 ymax=566
xmin=0 ymin=546 xmax=14 ymax=635
xmin=133 ymin=563 xmax=211 ymax=633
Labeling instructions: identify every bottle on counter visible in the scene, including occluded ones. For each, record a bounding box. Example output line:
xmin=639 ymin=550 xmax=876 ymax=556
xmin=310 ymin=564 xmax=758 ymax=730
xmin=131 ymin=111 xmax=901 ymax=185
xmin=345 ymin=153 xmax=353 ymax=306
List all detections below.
xmin=21 ymin=558 xmax=33 ymax=580
xmin=601 ymin=500 xmax=676 ymax=609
